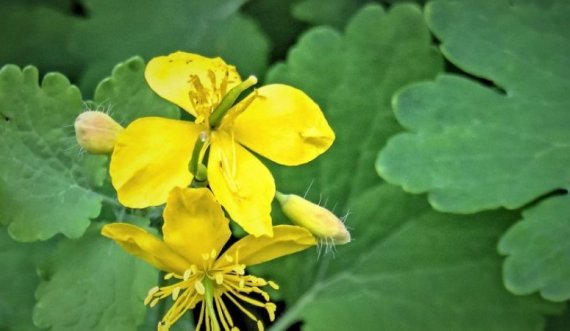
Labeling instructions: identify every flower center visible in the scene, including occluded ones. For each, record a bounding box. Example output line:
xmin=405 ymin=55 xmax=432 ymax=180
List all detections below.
xmin=147 ymin=252 xmax=279 ymax=331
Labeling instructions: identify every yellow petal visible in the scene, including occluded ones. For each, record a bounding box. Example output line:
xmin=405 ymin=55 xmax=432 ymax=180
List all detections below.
xmin=162 ymin=187 xmax=231 ymax=265
xmin=145 ymin=51 xmax=241 ymax=118
xmin=231 ymin=84 xmax=335 ymax=166
xmin=215 ymin=225 xmax=316 ymax=268
xmin=101 ymin=223 xmax=190 ymax=274
xmin=110 ymin=117 xmax=201 ymax=208
xmin=207 ymin=131 xmax=274 ymax=237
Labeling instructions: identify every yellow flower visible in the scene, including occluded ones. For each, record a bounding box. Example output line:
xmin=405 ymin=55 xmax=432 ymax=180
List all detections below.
xmin=109 ymin=51 xmax=335 ymax=237
xmin=102 ymin=187 xmax=316 ymax=331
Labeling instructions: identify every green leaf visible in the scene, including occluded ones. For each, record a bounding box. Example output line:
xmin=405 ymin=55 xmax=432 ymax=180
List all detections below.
xmin=0 ymin=2 xmax=82 ymax=76
xmin=377 ymin=0 xmax=570 ymax=213
xmin=93 ymin=56 xmax=180 ymax=125
xmin=255 ymin=4 xmax=563 ymax=330
xmin=0 ymin=228 xmax=53 ymax=331
xmin=292 ymin=0 xmax=427 ymax=29
xmin=69 ymin=0 xmax=269 ymax=94
xmin=34 ymin=223 xmax=158 ymax=331
xmin=0 ymin=65 xmax=106 ymax=241
xmin=270 ymin=186 xmax=562 ymax=331
xmin=292 ymin=0 xmax=372 ymax=28
xmin=499 ymin=194 xmax=570 ymax=302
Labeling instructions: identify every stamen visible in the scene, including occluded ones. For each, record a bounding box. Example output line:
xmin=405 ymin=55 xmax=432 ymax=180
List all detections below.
xmin=172 ymin=287 xmax=181 ymax=300
xmin=150 ymin=297 xmax=160 ymax=308
xmin=257 ymin=320 xmax=265 ymax=331
xmin=265 ymin=303 xmax=277 ymax=321
xmin=148 ymin=286 xmax=160 ymax=296
xmin=223 ymin=284 xmax=268 ymax=309
xmin=184 ymin=269 xmax=193 ymax=281
xmin=216 ymin=295 xmax=235 ymax=328
xmin=220 ymin=71 xmax=229 ymax=97
xmin=215 ymin=272 xmax=224 ymax=285
xmin=214 ymin=295 xmax=231 ymax=331
xmin=164 ymin=273 xmax=175 ymax=280
xmin=223 ymin=292 xmax=259 ymax=322
xmin=211 ymin=249 xmax=217 ymax=259
xmin=209 ymin=75 xmax=257 ymax=128
xmin=268 ymin=281 xmax=279 ymax=290
xmin=195 ymin=280 xmax=206 ymax=295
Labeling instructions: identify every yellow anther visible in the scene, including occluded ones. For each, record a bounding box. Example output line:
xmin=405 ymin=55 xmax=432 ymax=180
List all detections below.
xmin=268 ymin=281 xmax=279 ymax=290
xmin=211 ymin=249 xmax=217 ymax=259
xmin=147 ymin=286 xmax=160 ymax=296
xmin=195 ymin=280 xmax=206 ymax=295
xmin=164 ymin=273 xmax=175 ymax=280
xmin=150 ymin=297 xmax=160 ymax=308
xmin=172 ymin=287 xmax=181 ymax=300
xmin=265 ymin=303 xmax=277 ymax=321
xmin=257 ymin=320 xmax=265 ymax=331
xmin=202 ymin=253 xmax=210 ymax=260
xmin=183 ymin=269 xmax=192 ymax=280
xmin=225 ymin=255 xmax=233 ymax=263
xmin=215 ymin=273 xmax=224 ymax=285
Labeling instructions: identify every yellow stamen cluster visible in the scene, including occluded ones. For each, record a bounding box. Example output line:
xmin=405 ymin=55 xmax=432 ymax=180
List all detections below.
xmin=187 ymin=68 xmax=237 ymax=125
xmin=146 ymin=251 xmax=279 ymax=331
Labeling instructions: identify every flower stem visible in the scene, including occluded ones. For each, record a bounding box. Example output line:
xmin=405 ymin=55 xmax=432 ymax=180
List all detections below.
xmin=204 ymin=278 xmax=220 ymax=331
xmin=209 ymin=75 xmax=257 ymax=128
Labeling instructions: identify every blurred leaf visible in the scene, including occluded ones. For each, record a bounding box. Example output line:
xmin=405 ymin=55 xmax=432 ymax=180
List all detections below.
xmin=70 ymin=0 xmax=269 ymax=95
xmin=499 ymin=195 xmax=570 ymax=301
xmin=292 ymin=0 xmax=374 ymax=28
xmin=0 ymin=2 xmax=82 ymax=76
xmin=93 ymin=56 xmax=180 ymax=126
xmin=0 ymin=65 xmax=106 ymax=242
xmin=34 ymin=222 xmax=158 ymax=331
xmin=243 ymin=0 xmax=307 ymax=61
xmin=0 ymin=228 xmax=53 ymax=331
xmin=377 ymin=0 xmax=570 ymax=213
xmin=546 ymin=306 xmax=570 ymax=331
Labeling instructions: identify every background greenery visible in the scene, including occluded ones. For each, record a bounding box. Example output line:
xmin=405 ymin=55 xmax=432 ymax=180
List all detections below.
xmin=0 ymin=0 xmax=568 ymax=330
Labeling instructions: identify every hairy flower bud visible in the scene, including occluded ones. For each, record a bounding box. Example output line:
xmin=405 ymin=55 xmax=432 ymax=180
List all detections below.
xmin=275 ymin=192 xmax=350 ymax=245
xmin=74 ymin=111 xmax=123 ymax=154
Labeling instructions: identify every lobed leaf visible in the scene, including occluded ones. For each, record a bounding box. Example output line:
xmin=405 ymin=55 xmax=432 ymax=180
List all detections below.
xmin=0 ymin=65 xmax=105 ymax=241
xmin=377 ymin=0 xmax=570 ymax=213
xmin=499 ymin=194 xmax=570 ymax=302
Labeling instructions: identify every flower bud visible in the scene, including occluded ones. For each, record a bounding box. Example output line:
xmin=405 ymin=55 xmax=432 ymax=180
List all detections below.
xmin=275 ymin=192 xmax=350 ymax=245
xmin=74 ymin=111 xmax=123 ymax=154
